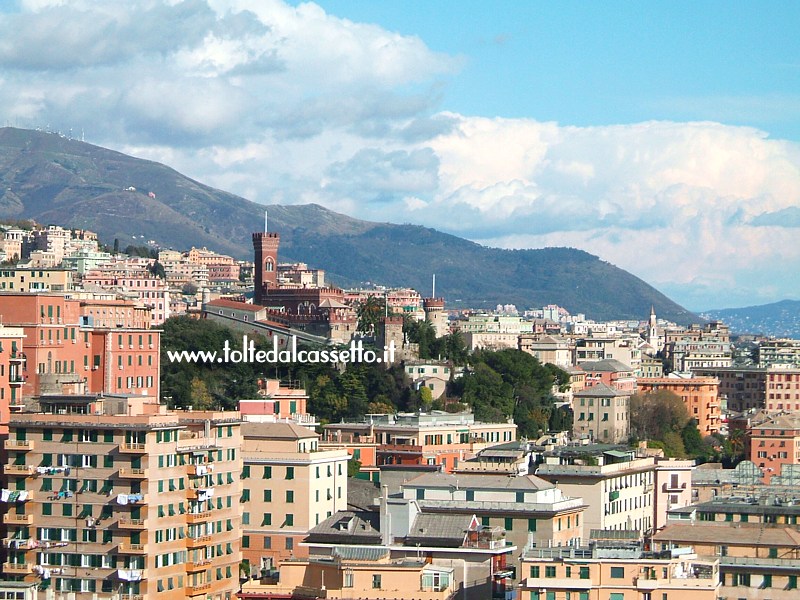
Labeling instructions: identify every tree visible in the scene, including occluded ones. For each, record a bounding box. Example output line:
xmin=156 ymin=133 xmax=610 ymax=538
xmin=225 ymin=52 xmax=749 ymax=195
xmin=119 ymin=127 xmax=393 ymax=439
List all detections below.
xmin=182 ymin=282 xmax=199 ymax=296
xmin=347 ymin=459 xmax=362 ymax=478
xmin=190 ymin=377 xmax=214 ymax=410
xmin=149 ymin=261 xmax=166 ymax=279
xmin=113 ymin=238 xmax=120 ymax=254
xmin=630 ymin=390 xmax=690 ymax=442
xmin=462 ymin=362 xmax=515 ymax=422
xmin=356 ymin=295 xmax=387 ymax=335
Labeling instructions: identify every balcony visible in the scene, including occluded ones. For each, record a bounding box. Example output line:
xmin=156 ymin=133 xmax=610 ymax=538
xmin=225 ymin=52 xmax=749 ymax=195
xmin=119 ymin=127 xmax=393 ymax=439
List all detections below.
xmin=186 ymin=535 xmax=211 ymax=549
xmin=4 ymin=439 xmax=33 ymax=451
xmin=4 ymin=464 xmax=34 ymax=475
xmin=186 ymin=582 xmax=212 ymax=596
xmin=2 ymin=562 xmax=33 ymax=575
xmin=117 ymin=568 xmax=144 ymax=582
xmin=186 ymin=511 xmax=212 ymax=524
xmin=9 ymin=377 xmax=24 ymax=387
xmin=185 ymin=557 xmax=212 ymax=571
xmin=662 ymin=482 xmax=688 ymax=493
xmin=635 ymin=576 xmax=660 ymax=591
xmin=119 ymin=443 xmax=146 ymax=453
xmin=121 ymin=595 xmax=144 ymax=600
xmin=116 ymin=543 xmax=146 ymax=555
xmin=3 ymin=538 xmax=31 ymax=550
xmin=9 ymin=352 xmax=26 ymax=363
xmin=117 ymin=468 xmax=147 ymax=479
xmin=187 ymin=487 xmax=214 ymax=500
xmin=117 ymin=518 xmax=146 ymax=530
xmin=3 ymin=514 xmax=33 ymax=525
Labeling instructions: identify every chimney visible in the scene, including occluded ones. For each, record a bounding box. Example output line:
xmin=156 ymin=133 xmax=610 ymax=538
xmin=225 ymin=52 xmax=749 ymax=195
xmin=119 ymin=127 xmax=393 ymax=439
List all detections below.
xmin=380 ymin=485 xmax=391 ymax=546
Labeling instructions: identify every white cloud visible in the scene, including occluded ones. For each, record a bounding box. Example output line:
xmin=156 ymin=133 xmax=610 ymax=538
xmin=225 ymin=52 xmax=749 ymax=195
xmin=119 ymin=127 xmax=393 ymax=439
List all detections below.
xmin=1 ymin=0 xmax=799 ymax=308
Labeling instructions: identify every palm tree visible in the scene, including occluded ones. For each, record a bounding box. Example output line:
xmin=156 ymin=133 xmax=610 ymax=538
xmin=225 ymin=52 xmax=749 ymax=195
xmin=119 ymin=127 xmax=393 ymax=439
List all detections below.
xmin=356 ymin=295 xmax=387 ymax=335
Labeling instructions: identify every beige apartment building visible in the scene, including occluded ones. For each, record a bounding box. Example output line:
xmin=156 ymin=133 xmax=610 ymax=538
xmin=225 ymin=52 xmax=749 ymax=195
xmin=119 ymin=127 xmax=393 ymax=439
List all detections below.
xmin=0 ymin=268 xmax=74 ymax=293
xmin=536 ymin=448 xmax=655 ymax=536
xmin=240 ymin=422 xmax=349 ymax=574
xmin=520 ymin=546 xmax=720 ymax=600
xmin=2 ymin=395 xmax=242 ymax=600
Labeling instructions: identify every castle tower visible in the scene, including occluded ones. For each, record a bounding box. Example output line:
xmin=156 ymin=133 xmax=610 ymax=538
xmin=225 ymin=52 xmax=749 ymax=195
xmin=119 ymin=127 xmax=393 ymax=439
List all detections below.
xmin=423 ymin=297 xmax=448 ymax=338
xmin=378 ymin=316 xmax=405 ymax=364
xmin=253 ymin=231 xmax=280 ymax=304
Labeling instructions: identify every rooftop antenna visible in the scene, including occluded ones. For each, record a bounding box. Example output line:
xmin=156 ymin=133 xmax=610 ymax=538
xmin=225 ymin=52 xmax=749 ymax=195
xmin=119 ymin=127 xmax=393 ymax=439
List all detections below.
xmin=432 ymin=273 xmax=436 ymax=298
xmin=264 ymin=209 xmax=268 ymax=233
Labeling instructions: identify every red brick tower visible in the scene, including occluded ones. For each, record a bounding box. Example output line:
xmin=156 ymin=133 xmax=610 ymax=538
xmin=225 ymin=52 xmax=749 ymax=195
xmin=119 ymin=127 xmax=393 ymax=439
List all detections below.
xmin=253 ymin=231 xmax=280 ymax=304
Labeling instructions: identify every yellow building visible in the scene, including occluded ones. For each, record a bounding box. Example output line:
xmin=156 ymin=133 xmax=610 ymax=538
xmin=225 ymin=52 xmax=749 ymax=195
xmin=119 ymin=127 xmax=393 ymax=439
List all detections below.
xmin=0 ymin=268 xmax=74 ymax=292
xmin=2 ymin=395 xmax=242 ymax=600
xmin=240 ymin=422 xmax=349 ymax=574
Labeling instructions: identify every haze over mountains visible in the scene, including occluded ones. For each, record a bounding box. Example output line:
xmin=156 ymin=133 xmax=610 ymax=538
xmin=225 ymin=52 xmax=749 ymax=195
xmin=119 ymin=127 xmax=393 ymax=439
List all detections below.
xmin=702 ymin=300 xmax=800 ymax=338
xmin=0 ymin=127 xmax=696 ymax=323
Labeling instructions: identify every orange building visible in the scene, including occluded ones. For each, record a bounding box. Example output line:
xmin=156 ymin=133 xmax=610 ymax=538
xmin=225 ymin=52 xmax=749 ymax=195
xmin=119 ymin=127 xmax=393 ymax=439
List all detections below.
xmin=322 ymin=412 xmax=517 ymax=474
xmin=0 ymin=293 xmax=160 ymax=402
xmin=749 ymin=412 xmax=800 ymax=483
xmin=637 ymin=376 xmax=721 ymax=435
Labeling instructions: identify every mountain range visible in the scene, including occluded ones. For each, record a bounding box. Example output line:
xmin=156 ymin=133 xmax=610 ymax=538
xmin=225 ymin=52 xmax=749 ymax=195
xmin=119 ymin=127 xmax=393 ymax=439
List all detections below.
xmin=0 ymin=127 xmax=695 ymax=323
xmin=702 ymin=299 xmax=800 ymax=337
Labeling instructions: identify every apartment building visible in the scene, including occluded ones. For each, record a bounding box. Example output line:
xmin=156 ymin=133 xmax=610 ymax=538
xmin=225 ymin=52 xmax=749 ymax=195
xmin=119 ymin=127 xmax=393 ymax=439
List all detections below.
xmin=572 ymin=384 xmax=630 ymax=444
xmin=637 ymin=376 xmax=721 ymax=436
xmin=654 ymin=520 xmax=800 ymax=600
xmin=240 ymin=422 xmax=349 ymax=572
xmin=399 ymin=471 xmax=585 ymax=552
xmin=0 ymin=268 xmax=74 ymax=293
xmin=520 ymin=545 xmax=719 ymax=600
xmin=2 ymin=396 xmax=242 ymax=600
xmin=518 ymin=335 xmax=572 ymax=368
xmin=82 ymin=268 xmax=169 ymax=326
xmin=0 ymin=325 xmax=25 ymax=432
xmin=653 ymin=459 xmax=694 ymax=531
xmin=663 ymin=321 xmax=732 ymax=373
xmin=536 ymin=447 xmax=656 ymax=535
xmin=0 ymin=293 xmax=159 ymax=400
xmin=579 ymin=359 xmax=636 ymax=393
xmin=322 ymin=411 xmax=517 ymax=473
xmin=749 ymin=412 xmax=800 ymax=483
xmin=758 ymin=339 xmax=800 ymax=368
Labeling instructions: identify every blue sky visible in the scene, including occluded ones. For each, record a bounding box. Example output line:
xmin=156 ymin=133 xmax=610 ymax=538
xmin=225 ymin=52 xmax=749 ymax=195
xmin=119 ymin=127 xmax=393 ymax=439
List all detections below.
xmin=1 ymin=1 xmax=799 ymax=311
xmin=312 ymin=1 xmax=800 ymax=139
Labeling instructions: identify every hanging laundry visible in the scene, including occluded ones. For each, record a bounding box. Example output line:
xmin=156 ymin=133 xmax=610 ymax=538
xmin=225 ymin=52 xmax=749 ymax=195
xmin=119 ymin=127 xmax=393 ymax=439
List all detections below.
xmin=116 ymin=494 xmax=129 ymax=505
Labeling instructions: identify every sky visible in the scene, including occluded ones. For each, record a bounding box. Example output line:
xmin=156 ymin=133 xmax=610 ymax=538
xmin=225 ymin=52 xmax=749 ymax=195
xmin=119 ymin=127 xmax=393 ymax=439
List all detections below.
xmin=1 ymin=0 xmax=799 ymax=311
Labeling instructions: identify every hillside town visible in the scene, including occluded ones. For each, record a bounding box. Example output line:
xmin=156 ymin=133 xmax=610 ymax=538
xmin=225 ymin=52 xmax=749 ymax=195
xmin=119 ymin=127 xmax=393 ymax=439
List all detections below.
xmin=0 ymin=219 xmax=795 ymax=600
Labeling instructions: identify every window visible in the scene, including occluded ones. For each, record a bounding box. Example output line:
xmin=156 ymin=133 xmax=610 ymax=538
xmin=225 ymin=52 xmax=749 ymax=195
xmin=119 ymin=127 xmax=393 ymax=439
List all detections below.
xmin=579 ymin=567 xmax=590 ymax=579
xmin=545 ymin=566 xmax=556 ymax=578
xmin=761 ymin=574 xmax=772 ymax=588
xmin=286 ymin=490 xmax=294 ymax=503
xmin=504 ymin=517 xmax=513 ymax=531
xmin=285 ymin=514 xmax=294 ymax=526
xmin=343 ymin=572 xmax=354 ymax=588
xmin=263 ymin=490 xmax=272 ymax=502
xmin=285 ymin=467 xmax=294 ymax=480
xmin=610 ymin=567 xmax=624 ymax=579
xmin=529 ymin=566 xmax=540 ymax=578
xmin=372 ymin=575 xmax=382 ymax=589
xmin=263 ymin=536 xmax=271 ymax=549
xmin=263 ymin=466 xmax=272 ymax=479
xmin=241 ymin=465 xmax=250 ymax=479
xmin=242 ymin=536 xmax=249 ymax=548
xmin=528 ymin=518 xmax=537 ymax=532
xmin=609 ymin=595 xmax=624 ymax=600
xmin=286 ymin=537 xmax=293 ymax=550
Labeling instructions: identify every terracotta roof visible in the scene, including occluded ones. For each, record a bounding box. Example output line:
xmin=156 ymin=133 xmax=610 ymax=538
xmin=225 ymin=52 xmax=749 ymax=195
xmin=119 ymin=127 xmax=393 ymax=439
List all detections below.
xmin=241 ymin=421 xmax=318 ymax=440
xmin=653 ymin=522 xmax=800 ymax=547
xmin=205 ymin=298 xmax=264 ymax=312
xmin=573 ymin=382 xmax=629 ymax=398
